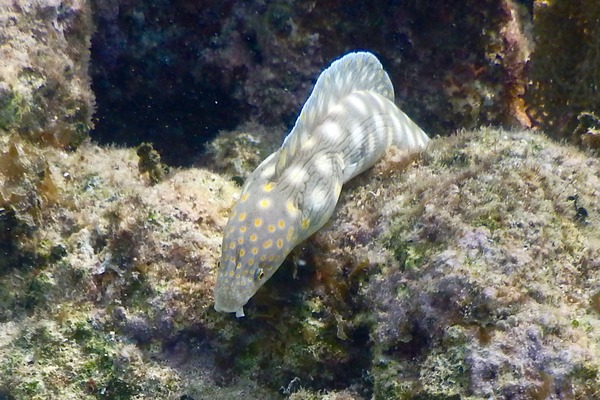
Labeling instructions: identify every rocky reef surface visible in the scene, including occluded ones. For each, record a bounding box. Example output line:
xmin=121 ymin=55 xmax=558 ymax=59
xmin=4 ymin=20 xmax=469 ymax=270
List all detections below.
xmin=526 ymin=0 xmax=600 ymax=145
xmin=1 ymin=0 xmax=600 ymax=399
xmin=1 ymin=127 xmax=599 ymax=399
xmin=0 ymin=0 xmax=94 ymax=148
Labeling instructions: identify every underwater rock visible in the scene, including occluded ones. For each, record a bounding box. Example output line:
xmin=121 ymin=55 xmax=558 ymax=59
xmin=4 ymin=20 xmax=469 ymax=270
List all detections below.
xmin=526 ymin=0 xmax=600 ymax=148
xmin=0 ymin=0 xmax=94 ymax=147
xmin=2 ymin=1 xmax=600 ymax=398
xmin=136 ymin=142 xmax=170 ymax=185
xmin=206 ymin=121 xmax=284 ymax=180
xmin=2 ymin=127 xmax=599 ymax=399
xmin=315 ymin=128 xmax=600 ymax=399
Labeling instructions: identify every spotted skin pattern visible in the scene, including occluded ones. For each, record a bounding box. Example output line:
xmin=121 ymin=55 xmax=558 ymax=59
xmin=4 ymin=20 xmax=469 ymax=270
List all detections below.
xmin=214 ymin=52 xmax=430 ymax=317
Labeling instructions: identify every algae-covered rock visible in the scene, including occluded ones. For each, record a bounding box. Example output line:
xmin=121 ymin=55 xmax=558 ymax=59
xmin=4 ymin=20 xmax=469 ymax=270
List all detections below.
xmin=136 ymin=142 xmax=170 ymax=185
xmin=1 ymin=127 xmax=599 ymax=399
xmin=2 ymin=1 xmax=600 ymax=399
xmin=0 ymin=136 xmax=282 ymax=398
xmin=526 ymin=0 xmax=600 ymax=147
xmin=0 ymin=0 xmax=94 ymax=147
xmin=306 ymin=127 xmax=600 ymax=399
xmin=206 ymin=122 xmax=284 ymax=180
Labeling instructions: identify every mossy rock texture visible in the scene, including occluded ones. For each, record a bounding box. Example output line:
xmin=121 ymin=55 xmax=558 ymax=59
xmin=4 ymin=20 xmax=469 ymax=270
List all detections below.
xmin=1 ymin=127 xmax=599 ymax=399
xmin=308 ymin=127 xmax=600 ymax=399
xmin=2 ymin=1 xmax=600 ymax=398
xmin=0 ymin=1 xmax=94 ymax=147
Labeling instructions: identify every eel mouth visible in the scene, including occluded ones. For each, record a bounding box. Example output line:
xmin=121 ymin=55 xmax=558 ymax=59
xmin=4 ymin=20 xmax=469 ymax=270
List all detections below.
xmin=214 ymin=291 xmax=247 ymax=317
xmin=214 ymin=302 xmax=245 ymax=318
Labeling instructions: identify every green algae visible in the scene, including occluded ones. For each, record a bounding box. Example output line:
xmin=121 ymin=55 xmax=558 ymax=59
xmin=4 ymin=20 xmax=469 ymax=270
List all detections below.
xmin=0 ymin=87 xmax=25 ymax=131
xmin=387 ymin=237 xmax=430 ymax=272
xmin=419 ymin=327 xmax=470 ymax=398
xmin=137 ymin=143 xmax=170 ymax=185
xmin=1 ymin=314 xmax=141 ymax=399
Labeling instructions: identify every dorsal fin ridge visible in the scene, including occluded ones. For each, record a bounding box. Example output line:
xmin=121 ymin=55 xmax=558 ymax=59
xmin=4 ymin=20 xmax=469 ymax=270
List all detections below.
xmin=275 ymin=52 xmax=394 ymax=174
xmin=297 ymin=51 xmax=395 ymax=128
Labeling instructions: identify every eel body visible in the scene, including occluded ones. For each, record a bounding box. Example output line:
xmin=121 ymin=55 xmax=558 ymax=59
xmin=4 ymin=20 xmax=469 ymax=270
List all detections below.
xmin=214 ymin=51 xmax=429 ymax=317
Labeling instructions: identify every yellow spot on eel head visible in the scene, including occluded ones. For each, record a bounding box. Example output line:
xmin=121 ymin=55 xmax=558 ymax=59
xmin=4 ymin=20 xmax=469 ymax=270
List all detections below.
xmin=250 ymin=234 xmax=257 ymax=242
xmin=286 ymin=200 xmax=298 ymax=216
xmin=239 ymin=226 xmax=247 ymax=233
xmin=277 ymin=239 xmax=283 ymax=249
xmin=228 ymin=271 xmax=234 ymax=277
xmin=263 ymin=182 xmax=274 ymax=192
xmin=278 ymin=219 xmax=285 ymax=229
xmin=254 ymin=218 xmax=263 ymax=227
xmin=235 ymin=262 xmax=242 ymax=269
xmin=237 ymin=237 xmax=244 ymax=245
xmin=252 ymin=247 xmax=259 ymax=255
xmin=248 ymin=259 xmax=255 ymax=266
xmin=240 ymin=193 xmax=249 ymax=202
xmin=229 ymin=241 xmax=236 ymax=250
xmin=263 ymin=240 xmax=273 ymax=249
xmin=301 ymin=218 xmax=310 ymax=230
xmin=239 ymin=212 xmax=246 ymax=222
xmin=268 ymin=225 xmax=276 ymax=233
xmin=239 ymin=249 xmax=246 ymax=257
xmin=287 ymin=228 xmax=294 ymax=241
xmin=259 ymin=198 xmax=271 ymax=209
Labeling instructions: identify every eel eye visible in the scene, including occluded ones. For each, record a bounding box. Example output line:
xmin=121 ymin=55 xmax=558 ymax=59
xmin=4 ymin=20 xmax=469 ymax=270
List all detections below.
xmin=254 ymin=268 xmax=265 ymax=281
